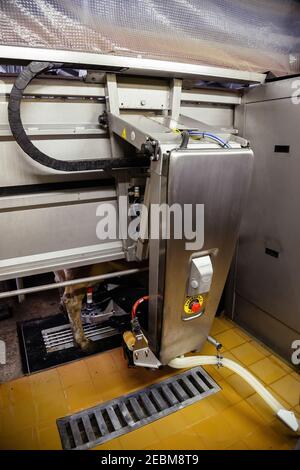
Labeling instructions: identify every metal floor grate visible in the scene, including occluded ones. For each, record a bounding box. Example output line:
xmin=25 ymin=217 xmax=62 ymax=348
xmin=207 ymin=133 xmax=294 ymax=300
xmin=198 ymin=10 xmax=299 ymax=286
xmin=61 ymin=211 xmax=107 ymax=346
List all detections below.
xmin=42 ymin=323 xmax=119 ymax=353
xmin=57 ymin=366 xmax=220 ymax=450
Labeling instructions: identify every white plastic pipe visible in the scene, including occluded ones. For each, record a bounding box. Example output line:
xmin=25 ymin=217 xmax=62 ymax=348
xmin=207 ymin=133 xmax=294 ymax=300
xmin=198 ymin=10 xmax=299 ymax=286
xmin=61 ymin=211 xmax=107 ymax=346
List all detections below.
xmin=168 ymin=355 xmax=300 ymax=433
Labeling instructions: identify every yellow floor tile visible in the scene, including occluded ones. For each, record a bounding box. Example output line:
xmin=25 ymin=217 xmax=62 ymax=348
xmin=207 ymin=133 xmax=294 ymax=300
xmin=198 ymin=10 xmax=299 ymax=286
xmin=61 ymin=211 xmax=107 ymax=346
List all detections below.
xmin=204 ymin=380 xmax=242 ymax=414
xmin=192 ymin=413 xmax=239 ymax=449
xmin=5 ymin=377 xmax=33 ymax=406
xmin=271 ymin=415 xmax=300 ymax=451
xmin=58 ymin=360 xmax=91 ymax=388
xmin=269 ymin=415 xmax=298 ymax=441
xmin=152 ymin=411 xmax=190 ymax=440
xmin=122 ymin=365 xmax=173 ymax=391
xmin=231 ymin=342 xmax=265 ymax=366
xmin=30 ymin=368 xmax=60 ymax=385
xmin=271 ymin=355 xmax=294 ymax=373
xmin=1 ymin=329 xmax=298 ymax=451
xmin=8 ymin=402 xmax=37 ymax=430
xmin=218 ymin=380 xmax=244 ymax=405
xmin=216 ymin=329 xmax=247 ymax=350
xmin=266 ymin=386 xmax=293 ymax=412
xmin=202 ymin=394 xmax=230 ymax=415
xmin=180 ymin=399 xmax=217 ymax=426
xmin=35 ymin=388 xmax=69 ymax=426
xmin=38 ymin=421 xmax=62 ymax=450
xmin=226 ymin=373 xmax=256 ymax=399
xmin=119 ymin=367 xmax=159 ymax=391
xmin=147 ymin=427 xmax=206 ymax=450
xmin=119 ymin=424 xmax=158 ymax=450
xmin=269 ymin=374 xmax=300 ymax=408
xmin=92 ymin=371 xmax=136 ymax=402
xmin=30 ymin=369 xmax=62 ymax=398
xmin=231 ymin=327 xmax=253 ymax=342
xmin=0 ymin=427 xmax=38 ymax=450
xmin=221 ymin=401 xmax=265 ymax=439
xmin=93 ymin=437 xmax=122 ymax=450
xmin=199 ymin=342 xmax=222 ymax=356
xmin=210 ymin=317 xmax=233 ymax=335
xmin=85 ymin=351 xmax=118 ymax=378
xmin=0 ymin=384 xmax=12 ymax=410
xmin=0 ymin=406 xmax=16 ymax=437
xmin=150 ymin=366 xmax=178 ymax=383
xmin=249 ymin=340 xmax=271 ymax=357
xmin=280 ymin=442 xmax=296 ymax=450
xmin=201 ymin=364 xmax=224 ymax=383
xmin=226 ymin=440 xmax=249 ymax=450
xmin=246 ymin=393 xmax=279 ymax=424
xmin=291 ymin=371 xmax=300 ymax=382
xmin=243 ymin=423 xmax=294 ymax=450
xmin=64 ymin=379 xmax=100 ymax=412
xmin=249 ymin=357 xmax=287 ymax=385
xmin=109 ymin=348 xmax=128 ymax=371
xmin=0 ymin=386 xmax=4 ymax=410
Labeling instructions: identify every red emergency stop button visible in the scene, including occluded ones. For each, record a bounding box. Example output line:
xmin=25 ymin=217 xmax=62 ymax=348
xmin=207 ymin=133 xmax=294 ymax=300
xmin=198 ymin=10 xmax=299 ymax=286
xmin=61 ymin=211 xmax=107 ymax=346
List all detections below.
xmin=191 ymin=301 xmax=201 ymax=313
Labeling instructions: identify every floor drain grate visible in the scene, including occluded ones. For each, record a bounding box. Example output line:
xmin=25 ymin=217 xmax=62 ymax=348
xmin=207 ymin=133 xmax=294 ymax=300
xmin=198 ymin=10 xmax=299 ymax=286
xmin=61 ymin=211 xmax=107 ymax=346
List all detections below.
xmin=57 ymin=366 xmax=220 ymax=450
xmin=42 ymin=323 xmax=119 ymax=353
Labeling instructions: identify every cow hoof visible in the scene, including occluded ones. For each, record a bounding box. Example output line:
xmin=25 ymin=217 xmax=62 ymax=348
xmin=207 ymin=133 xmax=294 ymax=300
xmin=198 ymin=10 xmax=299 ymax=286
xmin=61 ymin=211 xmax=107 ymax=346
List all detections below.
xmin=79 ymin=339 xmax=97 ymax=353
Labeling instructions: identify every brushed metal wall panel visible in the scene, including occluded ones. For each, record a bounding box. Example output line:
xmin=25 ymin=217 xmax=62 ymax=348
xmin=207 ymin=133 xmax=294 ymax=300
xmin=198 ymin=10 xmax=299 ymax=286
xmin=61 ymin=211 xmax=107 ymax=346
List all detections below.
xmin=233 ymin=78 xmax=300 ymax=361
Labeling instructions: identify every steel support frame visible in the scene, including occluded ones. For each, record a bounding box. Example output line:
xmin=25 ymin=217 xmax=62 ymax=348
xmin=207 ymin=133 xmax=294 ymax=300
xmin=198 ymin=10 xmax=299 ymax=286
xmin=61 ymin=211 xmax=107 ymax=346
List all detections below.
xmin=0 ymin=45 xmax=266 ymax=84
xmin=105 ymin=73 xmax=137 ymax=261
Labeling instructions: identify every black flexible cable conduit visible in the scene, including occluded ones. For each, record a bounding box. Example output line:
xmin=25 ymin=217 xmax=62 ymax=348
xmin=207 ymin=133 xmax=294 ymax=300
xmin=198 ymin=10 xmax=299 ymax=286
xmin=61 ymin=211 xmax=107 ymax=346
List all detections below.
xmin=8 ymin=61 xmax=149 ymax=172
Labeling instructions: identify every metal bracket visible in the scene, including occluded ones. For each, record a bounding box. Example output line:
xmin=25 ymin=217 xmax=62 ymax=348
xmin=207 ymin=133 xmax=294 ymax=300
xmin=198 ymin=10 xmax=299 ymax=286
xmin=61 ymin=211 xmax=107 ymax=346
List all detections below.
xmin=216 ymin=354 xmax=223 ymax=368
xmin=133 ymin=332 xmax=162 ymax=369
xmin=143 ymin=138 xmax=160 ymax=161
xmin=98 ymin=111 xmax=108 ymax=130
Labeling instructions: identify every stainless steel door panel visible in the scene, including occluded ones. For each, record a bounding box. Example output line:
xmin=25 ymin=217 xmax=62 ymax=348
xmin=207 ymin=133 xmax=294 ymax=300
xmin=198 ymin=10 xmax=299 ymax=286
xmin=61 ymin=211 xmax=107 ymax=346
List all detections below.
xmin=159 ymin=148 xmax=254 ymax=364
xmin=235 ymin=295 xmax=299 ymax=361
xmin=236 ymin=98 xmax=300 ymax=333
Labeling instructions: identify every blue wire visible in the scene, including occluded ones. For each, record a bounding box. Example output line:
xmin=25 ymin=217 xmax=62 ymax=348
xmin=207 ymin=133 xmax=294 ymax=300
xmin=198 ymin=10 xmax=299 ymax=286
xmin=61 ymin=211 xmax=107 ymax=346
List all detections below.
xmin=188 ymin=131 xmax=231 ymax=148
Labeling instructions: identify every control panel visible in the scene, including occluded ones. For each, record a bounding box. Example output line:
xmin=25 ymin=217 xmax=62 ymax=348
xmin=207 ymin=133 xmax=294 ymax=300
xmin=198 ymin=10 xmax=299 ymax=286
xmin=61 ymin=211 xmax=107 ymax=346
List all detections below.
xmin=182 ymin=255 xmax=213 ymax=321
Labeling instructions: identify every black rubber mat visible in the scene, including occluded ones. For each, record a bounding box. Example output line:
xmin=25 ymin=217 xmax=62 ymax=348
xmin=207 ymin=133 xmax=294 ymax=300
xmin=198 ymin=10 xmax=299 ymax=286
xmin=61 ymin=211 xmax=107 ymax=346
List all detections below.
xmin=17 ymin=312 xmax=123 ymax=374
xmin=17 ymin=283 xmax=148 ymax=374
xmin=57 ymin=366 xmax=221 ymax=450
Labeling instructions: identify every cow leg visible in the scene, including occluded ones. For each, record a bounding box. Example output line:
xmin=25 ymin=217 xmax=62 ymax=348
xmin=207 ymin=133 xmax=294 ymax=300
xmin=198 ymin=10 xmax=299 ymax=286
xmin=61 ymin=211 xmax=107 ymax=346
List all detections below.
xmin=62 ymin=290 xmax=92 ymax=351
xmin=54 ymin=270 xmax=67 ymax=313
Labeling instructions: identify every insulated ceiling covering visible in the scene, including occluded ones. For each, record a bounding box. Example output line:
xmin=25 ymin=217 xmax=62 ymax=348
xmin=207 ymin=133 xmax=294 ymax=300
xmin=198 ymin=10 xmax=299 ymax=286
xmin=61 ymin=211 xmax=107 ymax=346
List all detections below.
xmin=0 ymin=0 xmax=299 ymax=75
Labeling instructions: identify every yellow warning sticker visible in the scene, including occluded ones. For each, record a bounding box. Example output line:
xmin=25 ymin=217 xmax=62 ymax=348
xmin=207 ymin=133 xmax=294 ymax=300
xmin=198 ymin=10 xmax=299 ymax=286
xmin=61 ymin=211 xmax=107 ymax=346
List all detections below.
xmin=121 ymin=128 xmax=127 ymax=140
xmin=184 ymin=294 xmax=204 ymax=315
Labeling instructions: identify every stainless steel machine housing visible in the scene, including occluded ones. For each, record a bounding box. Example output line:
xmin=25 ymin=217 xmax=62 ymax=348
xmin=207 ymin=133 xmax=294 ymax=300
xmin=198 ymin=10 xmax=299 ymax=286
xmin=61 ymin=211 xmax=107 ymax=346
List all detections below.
xmin=0 ymin=45 xmax=265 ymax=364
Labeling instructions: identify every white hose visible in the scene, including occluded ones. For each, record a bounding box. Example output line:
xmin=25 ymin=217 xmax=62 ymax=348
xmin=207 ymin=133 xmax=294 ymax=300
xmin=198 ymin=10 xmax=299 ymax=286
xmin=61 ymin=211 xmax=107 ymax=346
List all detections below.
xmin=168 ymin=355 xmax=300 ymax=432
